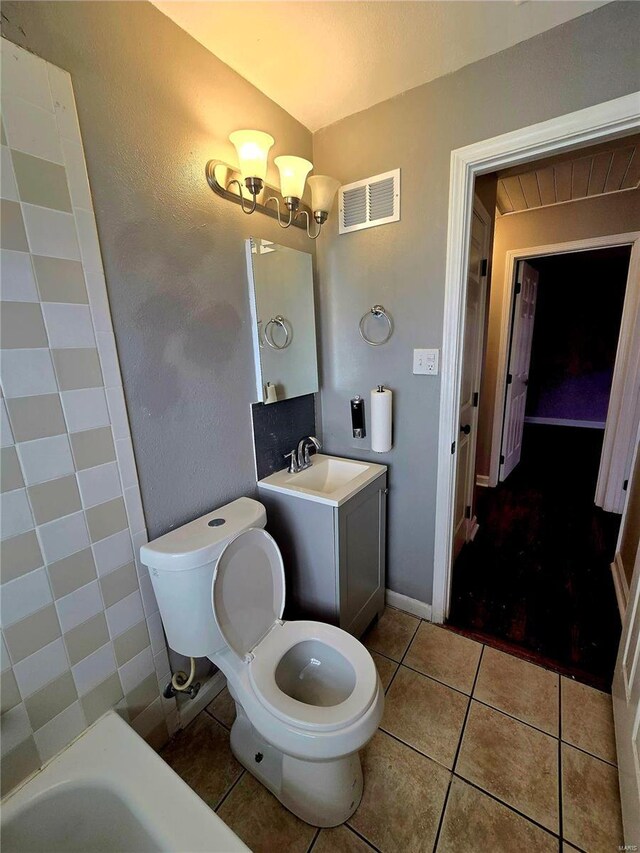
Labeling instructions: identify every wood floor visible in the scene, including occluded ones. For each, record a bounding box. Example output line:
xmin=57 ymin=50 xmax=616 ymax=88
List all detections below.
xmin=448 ymin=424 xmax=621 ymax=692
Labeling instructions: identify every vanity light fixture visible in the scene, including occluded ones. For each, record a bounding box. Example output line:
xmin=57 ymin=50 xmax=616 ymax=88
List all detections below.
xmin=205 ymin=129 xmax=340 ymax=239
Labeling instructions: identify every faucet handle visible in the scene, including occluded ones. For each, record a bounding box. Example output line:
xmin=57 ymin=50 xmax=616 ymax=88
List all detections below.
xmin=284 ymin=451 xmax=300 ymax=474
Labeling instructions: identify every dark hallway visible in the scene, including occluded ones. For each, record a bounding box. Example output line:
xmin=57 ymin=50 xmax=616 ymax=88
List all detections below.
xmin=449 ymin=423 xmax=622 ymax=692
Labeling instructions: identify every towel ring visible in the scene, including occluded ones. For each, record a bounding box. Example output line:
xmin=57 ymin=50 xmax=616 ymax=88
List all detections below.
xmin=359 ymin=305 xmax=393 ymax=346
xmin=264 ymin=315 xmax=291 ymax=350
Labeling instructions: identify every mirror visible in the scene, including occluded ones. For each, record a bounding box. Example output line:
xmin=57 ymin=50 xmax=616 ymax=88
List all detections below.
xmin=246 ymin=238 xmax=319 ymax=403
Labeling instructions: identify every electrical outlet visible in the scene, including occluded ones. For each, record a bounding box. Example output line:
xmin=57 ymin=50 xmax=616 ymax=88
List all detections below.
xmin=413 ymin=348 xmax=439 ymax=375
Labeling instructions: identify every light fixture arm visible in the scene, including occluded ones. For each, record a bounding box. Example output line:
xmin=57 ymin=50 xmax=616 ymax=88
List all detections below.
xmin=265 ymin=196 xmax=294 ymax=229
xmin=295 ymin=209 xmax=323 ymax=240
xmin=226 ymin=178 xmax=258 ymax=215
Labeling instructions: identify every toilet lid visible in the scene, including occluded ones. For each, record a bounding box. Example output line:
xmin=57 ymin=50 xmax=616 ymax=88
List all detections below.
xmin=211 ymin=528 xmax=285 ymax=659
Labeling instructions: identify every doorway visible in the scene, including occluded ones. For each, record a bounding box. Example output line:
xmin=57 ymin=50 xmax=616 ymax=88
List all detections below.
xmin=449 ymin=245 xmax=632 ymax=688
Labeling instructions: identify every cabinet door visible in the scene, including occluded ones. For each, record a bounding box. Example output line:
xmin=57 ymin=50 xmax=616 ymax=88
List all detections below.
xmin=336 ymin=478 xmax=386 ymax=636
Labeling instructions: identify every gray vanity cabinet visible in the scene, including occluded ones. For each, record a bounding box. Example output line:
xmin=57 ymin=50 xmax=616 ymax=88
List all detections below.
xmin=258 ymin=472 xmax=387 ymax=638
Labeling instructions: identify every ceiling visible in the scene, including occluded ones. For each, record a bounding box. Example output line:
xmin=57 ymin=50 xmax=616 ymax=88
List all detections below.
xmin=496 ymin=135 xmax=640 ymax=215
xmin=152 ymin=1 xmax=608 ymax=132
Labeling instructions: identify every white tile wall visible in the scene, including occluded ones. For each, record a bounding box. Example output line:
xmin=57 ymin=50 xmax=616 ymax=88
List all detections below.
xmin=13 ymin=638 xmax=69 ymax=698
xmin=105 ymin=590 xmax=144 ymax=638
xmin=119 ymin=646 xmax=154 ymax=695
xmin=0 ymin=569 xmax=52 ymax=627
xmin=41 ymin=303 xmax=95 ymax=348
xmin=1 ymin=45 xmax=53 ymax=111
xmin=17 ymin=434 xmax=75 ymax=485
xmin=1 ymin=96 xmax=63 ymax=163
xmin=37 ymin=511 xmax=90 ymax=563
xmin=0 ymin=38 xmax=175 ymax=789
xmin=60 ymin=388 xmax=110 ymax=431
xmin=55 ymin=580 xmax=103 ymax=633
xmin=21 ymin=204 xmax=80 ymax=259
xmin=1 ymin=145 xmax=18 ymax=200
xmin=77 ymin=462 xmax=122 ymax=509
xmin=1 ymin=704 xmax=33 ymax=756
xmin=0 ymin=249 xmax=39 ymax=302
xmin=1 ymin=399 xmax=14 ymax=447
xmin=33 ymin=701 xmax=85 ymax=763
xmin=71 ymin=642 xmax=116 ymax=695
xmin=92 ymin=529 xmax=134 ymax=576
xmin=0 ymin=348 xmax=58 ymax=397
xmin=0 ymin=489 xmax=35 ymax=541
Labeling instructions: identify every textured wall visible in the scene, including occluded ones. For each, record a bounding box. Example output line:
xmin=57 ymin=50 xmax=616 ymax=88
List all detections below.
xmin=312 ymin=3 xmax=640 ymax=604
xmin=0 ymin=40 xmax=175 ymax=796
xmin=0 ymin=1 xmax=314 ymax=541
xmin=477 ymin=187 xmax=640 ymax=481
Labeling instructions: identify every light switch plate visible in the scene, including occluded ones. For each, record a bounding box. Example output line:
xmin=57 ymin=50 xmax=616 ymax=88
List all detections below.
xmin=413 ymin=348 xmax=439 ymax=375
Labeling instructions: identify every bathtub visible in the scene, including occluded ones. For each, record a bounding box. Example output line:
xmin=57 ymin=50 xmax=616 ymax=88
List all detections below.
xmin=1 ymin=710 xmax=248 ymax=852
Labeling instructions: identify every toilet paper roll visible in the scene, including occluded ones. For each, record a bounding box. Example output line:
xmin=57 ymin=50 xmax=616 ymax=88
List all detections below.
xmin=265 ymin=382 xmax=278 ymax=404
xmin=370 ymin=386 xmax=392 ymax=452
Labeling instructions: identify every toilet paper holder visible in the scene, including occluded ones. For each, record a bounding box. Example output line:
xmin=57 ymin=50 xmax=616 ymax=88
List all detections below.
xmin=359 ymin=305 xmax=393 ymax=346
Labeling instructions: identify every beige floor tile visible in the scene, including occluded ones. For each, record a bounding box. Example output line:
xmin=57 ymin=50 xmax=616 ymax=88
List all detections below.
xmin=561 ymin=678 xmax=617 ymax=764
xmin=314 ymin=825 xmax=374 ymax=852
xmin=160 ymin=713 xmax=242 ymax=809
xmin=363 ymin=607 xmax=420 ymax=662
xmin=217 ymin=771 xmax=316 ymax=853
xmin=382 ymin=666 xmax=468 ymax=768
xmin=562 ymin=743 xmax=623 ymax=852
xmin=404 ymin=623 xmax=482 ymax=694
xmin=206 ymin=686 xmax=237 ymax=730
xmin=456 ymin=701 xmax=559 ymax=833
xmin=348 ymin=730 xmax=450 ymax=852
xmin=437 ymin=777 xmax=558 ymax=853
xmin=370 ymin=651 xmax=398 ymax=691
xmin=474 ymin=647 xmax=559 ymax=735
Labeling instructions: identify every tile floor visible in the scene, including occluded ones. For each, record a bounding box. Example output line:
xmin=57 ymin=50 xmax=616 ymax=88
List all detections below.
xmin=160 ymin=607 xmax=623 ymax=853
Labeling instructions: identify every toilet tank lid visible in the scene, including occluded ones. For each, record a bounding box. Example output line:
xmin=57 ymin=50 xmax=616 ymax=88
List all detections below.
xmin=139 ymin=497 xmax=267 ymax=572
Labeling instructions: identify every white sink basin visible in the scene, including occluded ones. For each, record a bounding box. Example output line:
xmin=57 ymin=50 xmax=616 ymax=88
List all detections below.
xmin=285 ymin=457 xmax=368 ymax=493
xmin=258 ymin=453 xmax=386 ymax=506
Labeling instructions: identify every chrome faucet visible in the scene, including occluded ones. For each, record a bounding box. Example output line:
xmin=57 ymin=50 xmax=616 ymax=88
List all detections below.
xmin=285 ymin=436 xmax=322 ymax=473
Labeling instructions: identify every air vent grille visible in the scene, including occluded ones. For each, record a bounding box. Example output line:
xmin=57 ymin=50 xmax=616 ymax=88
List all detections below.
xmin=342 ymin=185 xmax=367 ymax=228
xmin=339 ymin=169 xmax=400 ymax=234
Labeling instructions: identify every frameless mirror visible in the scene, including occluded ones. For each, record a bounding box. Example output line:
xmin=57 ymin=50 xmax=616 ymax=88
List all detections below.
xmin=246 ymin=238 xmax=319 ymax=403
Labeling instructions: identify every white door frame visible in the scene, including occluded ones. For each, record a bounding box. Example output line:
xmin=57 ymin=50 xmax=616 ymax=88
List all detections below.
xmin=487 ymin=231 xmax=640 ymax=489
xmin=432 ymin=91 xmax=640 ymax=625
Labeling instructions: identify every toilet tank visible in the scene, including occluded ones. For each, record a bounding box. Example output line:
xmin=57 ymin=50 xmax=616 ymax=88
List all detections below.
xmin=139 ymin=497 xmax=267 ymax=658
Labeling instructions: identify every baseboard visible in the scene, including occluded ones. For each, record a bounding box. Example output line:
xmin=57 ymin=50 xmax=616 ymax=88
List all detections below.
xmin=385 ymin=589 xmax=432 ymax=621
xmin=476 ymin=474 xmax=491 ymax=488
xmin=176 ymin=669 xmax=226 ymax=729
xmin=524 ymin=416 xmax=606 ymax=429
xmin=610 ymin=554 xmax=629 ymax=621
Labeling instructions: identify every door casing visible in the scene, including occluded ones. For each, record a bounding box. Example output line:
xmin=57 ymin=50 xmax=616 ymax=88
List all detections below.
xmin=433 ymin=91 xmax=640 ymax=625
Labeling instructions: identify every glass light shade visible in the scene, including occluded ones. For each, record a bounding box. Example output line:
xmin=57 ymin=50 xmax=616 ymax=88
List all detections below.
xmin=274 ymin=155 xmax=313 ymax=200
xmin=308 ymin=175 xmax=341 ymax=213
xmin=229 ymin=130 xmax=274 ymax=183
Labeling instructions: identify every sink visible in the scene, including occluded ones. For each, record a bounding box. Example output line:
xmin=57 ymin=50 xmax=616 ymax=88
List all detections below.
xmin=285 ymin=458 xmax=368 ymax=493
xmin=257 ymin=453 xmax=386 ymax=506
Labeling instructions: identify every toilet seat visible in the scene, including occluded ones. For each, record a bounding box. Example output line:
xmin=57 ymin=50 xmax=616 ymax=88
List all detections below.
xmin=212 ymin=528 xmax=379 ymax=734
xmin=249 ymin=621 xmax=379 ymax=733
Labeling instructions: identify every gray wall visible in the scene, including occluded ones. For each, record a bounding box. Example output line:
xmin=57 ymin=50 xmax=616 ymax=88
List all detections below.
xmin=312 ymin=2 xmax=640 ymax=604
xmin=1 ymin=1 xmax=314 ymax=539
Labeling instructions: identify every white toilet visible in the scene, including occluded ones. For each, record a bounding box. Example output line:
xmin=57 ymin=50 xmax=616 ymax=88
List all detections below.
xmin=140 ymin=497 xmax=384 ymax=827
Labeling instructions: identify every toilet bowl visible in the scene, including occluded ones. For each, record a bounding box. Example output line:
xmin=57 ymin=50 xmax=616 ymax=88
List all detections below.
xmin=140 ymin=498 xmax=384 ymax=827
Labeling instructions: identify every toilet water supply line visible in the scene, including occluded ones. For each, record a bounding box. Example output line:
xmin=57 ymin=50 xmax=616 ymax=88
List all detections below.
xmin=171 ymin=657 xmax=196 ymax=692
